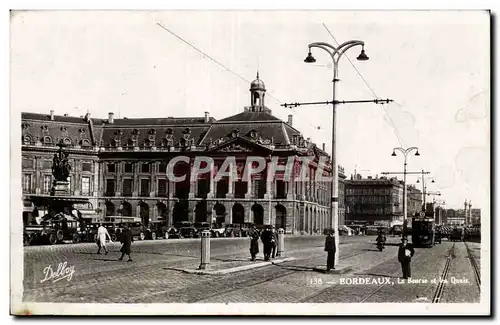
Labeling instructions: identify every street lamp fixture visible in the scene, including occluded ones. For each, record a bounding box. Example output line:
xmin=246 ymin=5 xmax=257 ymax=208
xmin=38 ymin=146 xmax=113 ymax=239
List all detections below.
xmin=391 ymin=146 xmax=420 ymax=235
xmin=356 ymin=47 xmax=369 ymax=61
xmin=304 ymin=51 xmax=316 ymax=63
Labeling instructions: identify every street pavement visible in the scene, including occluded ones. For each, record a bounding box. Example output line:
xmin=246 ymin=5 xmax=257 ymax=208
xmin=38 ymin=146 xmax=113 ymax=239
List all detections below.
xmin=22 ymin=236 xmax=481 ymax=303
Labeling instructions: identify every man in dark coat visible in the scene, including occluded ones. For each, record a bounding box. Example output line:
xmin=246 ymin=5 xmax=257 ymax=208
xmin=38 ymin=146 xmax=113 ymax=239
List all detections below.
xmin=249 ymin=225 xmax=260 ymax=261
xmin=398 ymin=236 xmax=415 ymax=279
xmin=324 ymin=230 xmax=336 ymax=272
xmin=261 ymin=226 xmax=273 ymax=261
xmin=119 ymin=224 xmax=134 ymax=262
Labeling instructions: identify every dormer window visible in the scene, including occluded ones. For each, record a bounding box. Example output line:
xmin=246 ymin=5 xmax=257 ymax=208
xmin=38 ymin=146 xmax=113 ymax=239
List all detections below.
xmin=166 ymin=128 xmax=173 ymax=135
xmin=43 ymin=136 xmax=52 ymax=145
xmin=249 ymin=130 xmax=257 ymax=138
xmin=231 ymin=130 xmax=239 ymax=138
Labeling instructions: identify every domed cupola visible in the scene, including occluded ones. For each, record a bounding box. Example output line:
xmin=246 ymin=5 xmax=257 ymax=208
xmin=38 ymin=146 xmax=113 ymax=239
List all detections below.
xmin=249 ymin=72 xmax=266 ymax=112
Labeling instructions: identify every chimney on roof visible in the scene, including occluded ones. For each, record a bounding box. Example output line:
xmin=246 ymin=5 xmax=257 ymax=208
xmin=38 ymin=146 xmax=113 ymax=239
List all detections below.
xmin=84 ymin=111 xmax=91 ymax=121
xmin=307 ymin=137 xmax=311 ymax=142
xmin=204 ymin=111 xmax=210 ymax=123
xmin=50 ymin=110 xmax=54 ymax=121
xmin=108 ymin=112 xmax=114 ymax=124
xmin=63 ymin=113 xmax=69 ymax=117
xmin=287 ymin=114 xmax=293 ymax=126
xmin=322 ymin=143 xmax=325 ymax=151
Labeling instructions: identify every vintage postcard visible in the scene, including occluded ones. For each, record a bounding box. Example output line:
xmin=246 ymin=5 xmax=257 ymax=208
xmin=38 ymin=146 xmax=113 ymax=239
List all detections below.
xmin=10 ymin=10 xmax=491 ymax=316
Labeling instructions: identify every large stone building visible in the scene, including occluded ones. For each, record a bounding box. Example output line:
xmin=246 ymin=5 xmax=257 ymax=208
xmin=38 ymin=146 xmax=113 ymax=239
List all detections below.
xmin=345 ymin=175 xmax=402 ymax=226
xmin=21 ymin=74 xmax=344 ymax=234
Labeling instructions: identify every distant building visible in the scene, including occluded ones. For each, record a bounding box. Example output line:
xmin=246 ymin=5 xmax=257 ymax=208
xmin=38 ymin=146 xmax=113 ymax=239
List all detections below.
xmin=471 ymin=208 xmax=481 ymax=225
xmin=338 ymin=166 xmax=347 ymax=226
xmin=344 ymin=175 xmax=403 ymax=227
xmin=407 ymin=185 xmax=423 ymax=217
xmin=446 ymin=209 xmax=466 ymax=225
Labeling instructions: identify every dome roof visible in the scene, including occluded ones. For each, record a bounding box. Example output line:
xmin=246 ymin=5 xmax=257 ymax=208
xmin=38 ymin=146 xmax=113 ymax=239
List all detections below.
xmin=250 ymin=72 xmax=266 ymax=90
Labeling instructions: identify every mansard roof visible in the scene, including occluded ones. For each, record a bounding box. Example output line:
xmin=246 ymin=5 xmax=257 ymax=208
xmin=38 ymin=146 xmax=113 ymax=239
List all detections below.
xmin=21 ymin=112 xmax=95 ymax=147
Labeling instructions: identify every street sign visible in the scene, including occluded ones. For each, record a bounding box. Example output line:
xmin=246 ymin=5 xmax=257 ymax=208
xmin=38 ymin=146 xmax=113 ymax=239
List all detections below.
xmin=419 ymin=211 xmax=426 ymax=217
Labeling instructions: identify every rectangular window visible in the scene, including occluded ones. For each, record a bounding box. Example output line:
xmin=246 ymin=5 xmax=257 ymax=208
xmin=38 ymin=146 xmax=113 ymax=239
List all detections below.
xmin=82 ymin=162 xmax=92 ymax=172
xmin=43 ymin=175 xmax=52 ymax=194
xmin=107 ymin=163 xmax=116 ymax=173
xmin=22 ymin=158 xmax=33 ymax=169
xmin=141 ymin=163 xmax=150 ymax=173
xmin=23 ymin=174 xmax=32 ymax=193
xmin=43 ymin=160 xmax=52 ymax=170
xmin=123 ymin=179 xmax=133 ymax=197
xmin=106 ymin=179 xmax=115 ymax=196
xmin=158 ymin=179 xmax=167 ymax=197
xmin=81 ymin=176 xmax=91 ymax=195
xmin=124 ymin=163 xmax=133 ymax=173
xmin=140 ymin=179 xmax=150 ymax=197
xmin=158 ymin=163 xmax=167 ymax=173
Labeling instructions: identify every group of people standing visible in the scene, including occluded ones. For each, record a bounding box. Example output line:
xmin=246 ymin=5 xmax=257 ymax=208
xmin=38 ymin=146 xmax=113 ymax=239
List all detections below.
xmin=95 ymin=223 xmax=134 ymax=262
xmin=249 ymin=225 xmax=279 ymax=261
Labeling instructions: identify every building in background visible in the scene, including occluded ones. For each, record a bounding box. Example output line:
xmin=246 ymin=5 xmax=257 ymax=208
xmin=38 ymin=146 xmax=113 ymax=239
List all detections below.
xmin=471 ymin=208 xmax=481 ymax=225
xmin=407 ymin=185 xmax=423 ymax=217
xmin=21 ymin=75 xmax=337 ymax=234
xmin=344 ymin=175 xmax=404 ymax=227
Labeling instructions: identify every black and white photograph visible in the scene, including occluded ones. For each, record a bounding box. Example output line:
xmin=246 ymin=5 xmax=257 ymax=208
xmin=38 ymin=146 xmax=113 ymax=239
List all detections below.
xmin=9 ymin=9 xmax=490 ymax=316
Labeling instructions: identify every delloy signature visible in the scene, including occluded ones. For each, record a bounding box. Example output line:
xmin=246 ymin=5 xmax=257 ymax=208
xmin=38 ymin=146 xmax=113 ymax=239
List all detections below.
xmin=40 ymin=262 xmax=75 ymax=283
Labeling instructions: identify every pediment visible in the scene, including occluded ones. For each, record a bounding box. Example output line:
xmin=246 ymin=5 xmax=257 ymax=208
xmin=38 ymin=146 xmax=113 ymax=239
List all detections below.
xmin=207 ymin=137 xmax=272 ymax=153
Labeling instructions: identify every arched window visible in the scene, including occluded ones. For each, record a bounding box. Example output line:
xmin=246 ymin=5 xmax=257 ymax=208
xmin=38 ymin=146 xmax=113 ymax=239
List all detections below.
xmin=81 ymin=139 xmax=91 ymax=147
xmin=63 ymin=137 xmax=72 ymax=145
xmin=43 ymin=136 xmax=52 ymax=145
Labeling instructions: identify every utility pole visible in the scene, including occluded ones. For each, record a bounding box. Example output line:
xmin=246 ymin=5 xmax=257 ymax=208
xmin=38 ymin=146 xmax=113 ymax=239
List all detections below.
xmin=282 ymin=40 xmax=392 ymax=267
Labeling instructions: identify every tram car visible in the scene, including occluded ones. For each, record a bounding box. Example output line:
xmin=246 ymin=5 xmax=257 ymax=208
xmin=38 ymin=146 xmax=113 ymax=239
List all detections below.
xmin=411 ymin=217 xmax=435 ymax=247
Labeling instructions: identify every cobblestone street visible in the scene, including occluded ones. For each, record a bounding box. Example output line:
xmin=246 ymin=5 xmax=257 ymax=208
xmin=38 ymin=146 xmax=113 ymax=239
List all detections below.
xmin=22 ymin=236 xmax=482 ymax=304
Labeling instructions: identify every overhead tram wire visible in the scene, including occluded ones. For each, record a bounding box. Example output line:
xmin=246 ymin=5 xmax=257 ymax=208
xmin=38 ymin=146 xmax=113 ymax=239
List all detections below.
xmin=155 ymin=21 xmax=327 ymax=136
xmin=322 ymin=23 xmax=406 ymax=147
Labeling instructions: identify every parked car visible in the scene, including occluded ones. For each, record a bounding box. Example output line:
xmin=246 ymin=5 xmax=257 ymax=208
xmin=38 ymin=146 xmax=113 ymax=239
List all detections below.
xmin=168 ymin=221 xmax=196 ymax=238
xmin=210 ymin=224 xmax=226 ymax=238
xmin=146 ymin=221 xmax=169 ymax=240
xmin=24 ymin=214 xmax=81 ymax=245
xmin=193 ymin=222 xmax=211 ymax=237
xmin=224 ymin=223 xmax=254 ymax=237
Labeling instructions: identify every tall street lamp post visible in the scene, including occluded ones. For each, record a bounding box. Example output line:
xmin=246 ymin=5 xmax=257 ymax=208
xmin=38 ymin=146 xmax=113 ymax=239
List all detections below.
xmin=416 ymin=170 xmax=435 ymax=210
xmin=391 ymin=147 xmax=420 ymax=235
xmin=282 ymin=40 xmax=392 ymax=266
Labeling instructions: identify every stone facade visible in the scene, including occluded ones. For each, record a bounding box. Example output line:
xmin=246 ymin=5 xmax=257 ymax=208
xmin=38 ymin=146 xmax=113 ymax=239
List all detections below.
xmin=344 ymin=175 xmax=405 ymax=226
xmin=21 ymin=75 xmax=345 ymax=235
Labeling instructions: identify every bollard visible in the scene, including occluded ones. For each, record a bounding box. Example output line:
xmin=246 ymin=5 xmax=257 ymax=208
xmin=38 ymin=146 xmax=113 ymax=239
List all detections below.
xmin=277 ymin=228 xmax=285 ymax=257
xmin=199 ymin=230 xmax=211 ymax=270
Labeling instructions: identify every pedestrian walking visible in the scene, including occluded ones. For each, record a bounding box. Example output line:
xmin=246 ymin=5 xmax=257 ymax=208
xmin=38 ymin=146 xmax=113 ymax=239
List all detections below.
xmin=261 ymin=226 xmax=273 ymax=261
xmin=324 ymin=230 xmax=336 ymax=272
xmin=96 ymin=223 xmax=112 ymax=255
xmin=249 ymin=225 xmax=260 ymax=261
xmin=119 ymin=224 xmax=133 ymax=262
xmin=398 ymin=236 xmax=415 ymax=279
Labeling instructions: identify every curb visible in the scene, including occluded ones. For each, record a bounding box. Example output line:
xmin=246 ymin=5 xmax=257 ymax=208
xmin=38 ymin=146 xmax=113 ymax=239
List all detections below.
xmin=172 ymin=257 xmax=296 ymax=275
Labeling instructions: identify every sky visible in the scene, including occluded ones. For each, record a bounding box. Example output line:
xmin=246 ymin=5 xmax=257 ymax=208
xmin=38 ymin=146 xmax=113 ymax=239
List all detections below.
xmin=10 ymin=10 xmax=490 ymax=211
